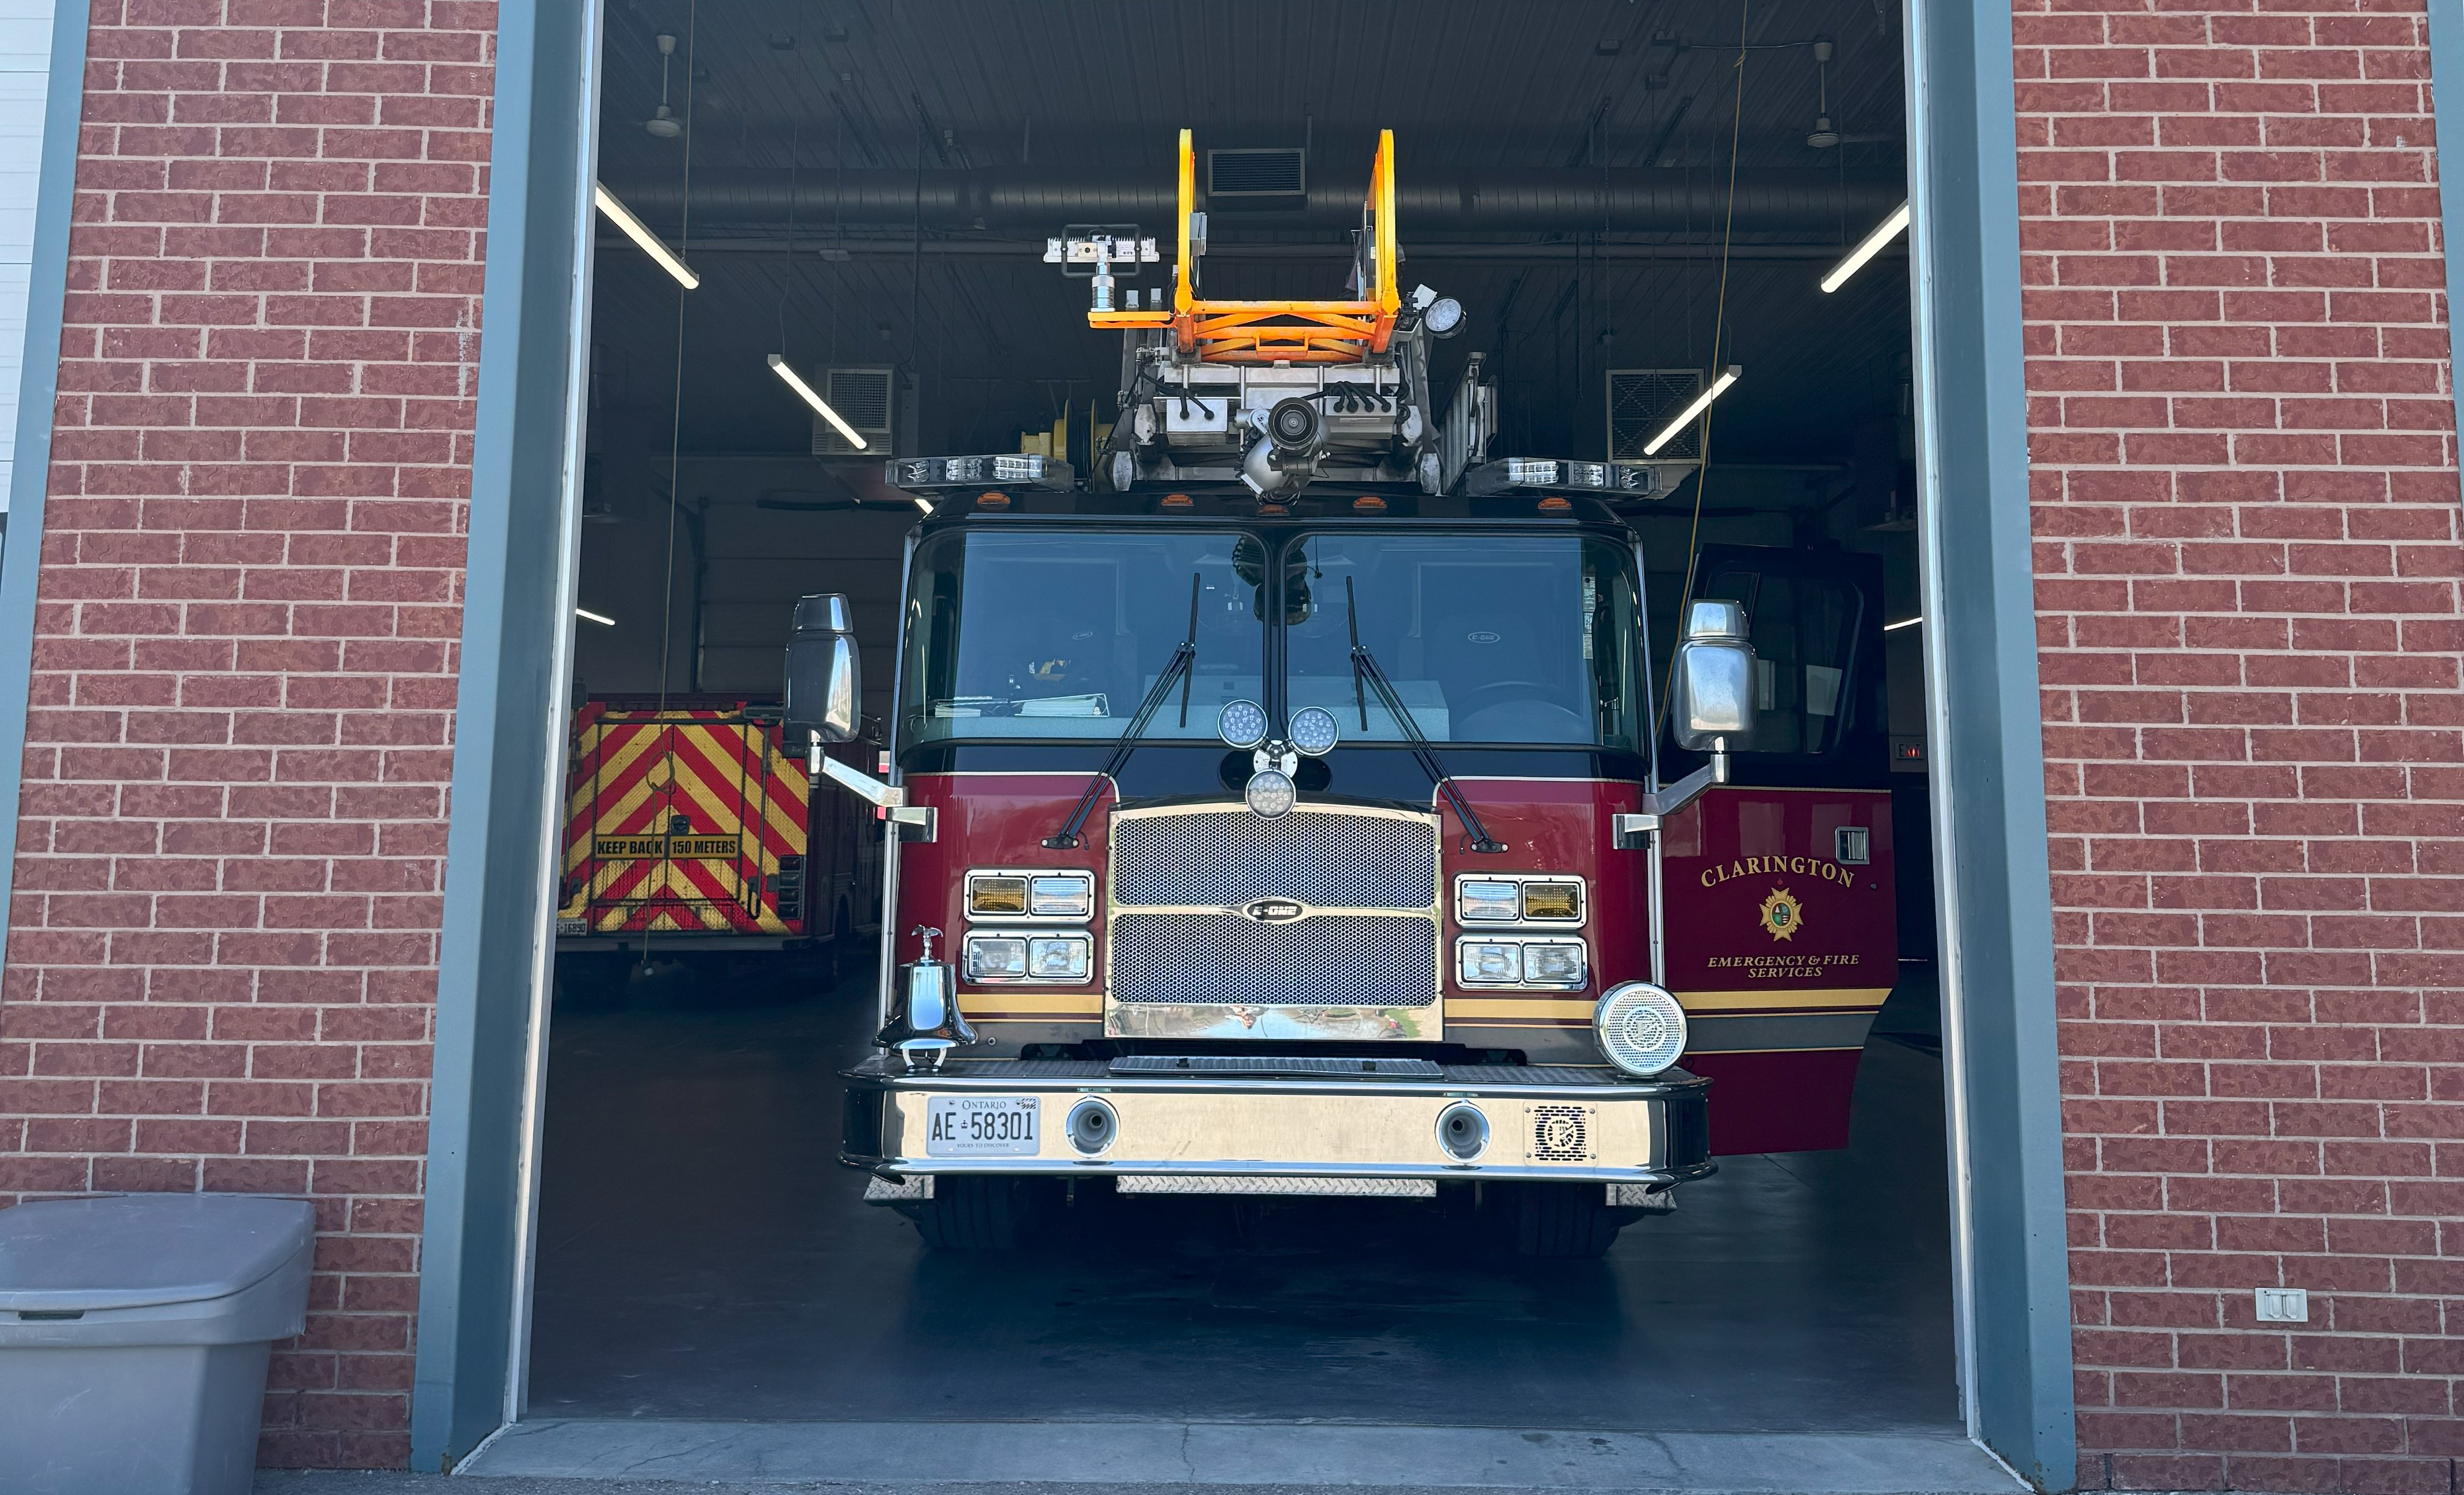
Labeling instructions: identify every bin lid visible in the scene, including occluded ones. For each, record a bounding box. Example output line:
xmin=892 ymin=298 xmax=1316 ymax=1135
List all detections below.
xmin=0 ymin=1194 xmax=316 ymax=1313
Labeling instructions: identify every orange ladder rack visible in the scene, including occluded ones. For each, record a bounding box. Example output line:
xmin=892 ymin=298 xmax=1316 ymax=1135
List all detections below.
xmin=1088 ymin=129 xmax=1402 ymax=366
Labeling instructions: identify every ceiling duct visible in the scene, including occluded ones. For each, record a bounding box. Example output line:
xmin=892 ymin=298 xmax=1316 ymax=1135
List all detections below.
xmin=1207 ymin=147 xmax=1307 ymax=207
xmin=603 ymin=167 xmax=1903 ymax=235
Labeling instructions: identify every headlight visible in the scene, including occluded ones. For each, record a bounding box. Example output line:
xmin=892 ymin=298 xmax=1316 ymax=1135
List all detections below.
xmin=1219 ymin=698 xmax=1269 ymax=750
xmin=967 ymin=869 xmax=1093 ymax=920
xmin=1458 ymin=940 xmax=1522 ymax=985
xmin=1287 ymin=706 xmax=1341 ymax=756
xmin=1455 ymin=875 xmax=1584 ymax=926
xmin=1522 ymin=940 xmax=1587 ymax=988
xmin=967 ymin=874 xmax=1028 ymax=916
xmin=1027 ymin=935 xmax=1090 ymax=981
xmin=965 ymin=934 xmax=1028 ymax=982
xmin=1520 ymin=881 xmax=1582 ymax=922
xmin=1028 ymin=873 xmax=1093 ymax=918
xmin=1245 ymin=768 xmax=1296 ymax=818
xmin=1595 ymin=982 xmax=1688 ymax=1077
xmin=1456 ymin=878 xmax=1520 ymax=924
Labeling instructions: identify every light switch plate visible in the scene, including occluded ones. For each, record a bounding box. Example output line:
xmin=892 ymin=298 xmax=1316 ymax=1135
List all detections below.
xmin=2254 ymin=1287 xmax=2308 ymax=1323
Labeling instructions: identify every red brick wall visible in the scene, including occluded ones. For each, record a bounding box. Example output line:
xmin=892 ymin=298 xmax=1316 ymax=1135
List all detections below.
xmin=5 ymin=0 xmax=2463 ymax=1483
xmin=0 ymin=0 xmax=491 ymax=1467
xmin=2017 ymin=1 xmax=2464 ymax=1490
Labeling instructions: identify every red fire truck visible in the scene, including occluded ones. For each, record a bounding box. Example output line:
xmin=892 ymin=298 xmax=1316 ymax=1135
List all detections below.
xmin=554 ymin=696 xmax=881 ymax=996
xmin=787 ymin=132 xmax=1899 ymax=1254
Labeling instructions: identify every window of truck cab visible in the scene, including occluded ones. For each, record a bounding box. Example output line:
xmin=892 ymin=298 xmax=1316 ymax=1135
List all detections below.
xmin=899 ymin=529 xmax=1266 ymax=745
xmin=1690 ymin=563 xmax=1864 ymax=756
xmin=1280 ymin=532 xmax=1642 ymax=749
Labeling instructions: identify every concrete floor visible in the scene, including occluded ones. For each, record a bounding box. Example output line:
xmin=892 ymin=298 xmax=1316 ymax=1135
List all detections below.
xmin=522 ymin=960 xmax=1956 ymax=1435
xmin=271 ymin=1461 xmax=2021 ymax=1495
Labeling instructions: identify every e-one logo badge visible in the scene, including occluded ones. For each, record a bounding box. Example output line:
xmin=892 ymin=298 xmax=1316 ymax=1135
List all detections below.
xmin=1758 ymin=886 xmax=1804 ymax=942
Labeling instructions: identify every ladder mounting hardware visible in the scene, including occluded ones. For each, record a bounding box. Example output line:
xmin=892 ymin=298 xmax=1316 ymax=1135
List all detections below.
xmin=1046 ymin=226 xmax=1160 ymax=312
xmin=1081 ymin=129 xmax=1403 ymax=365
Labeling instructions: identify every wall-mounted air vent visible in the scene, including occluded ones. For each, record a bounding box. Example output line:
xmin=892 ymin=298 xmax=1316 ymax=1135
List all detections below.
xmin=809 ymin=365 xmax=894 ymax=456
xmin=1607 ymin=368 xmax=1708 ymax=462
xmin=1207 ymin=147 xmax=1306 ymax=201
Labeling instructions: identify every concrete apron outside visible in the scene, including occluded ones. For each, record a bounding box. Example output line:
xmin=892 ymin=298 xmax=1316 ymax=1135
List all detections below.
xmin=451 ymin=1419 xmax=2024 ymax=1492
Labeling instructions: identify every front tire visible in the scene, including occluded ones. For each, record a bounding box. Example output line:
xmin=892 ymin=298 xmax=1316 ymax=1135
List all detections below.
xmin=1499 ymin=1182 xmax=1625 ymax=1258
xmin=904 ymin=1176 xmax=1033 ymax=1251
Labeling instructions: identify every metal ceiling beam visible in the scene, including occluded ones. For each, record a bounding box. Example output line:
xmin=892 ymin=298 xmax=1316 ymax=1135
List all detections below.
xmin=602 ymin=166 xmax=1904 ymax=234
xmin=603 ymin=237 xmax=1910 ymax=264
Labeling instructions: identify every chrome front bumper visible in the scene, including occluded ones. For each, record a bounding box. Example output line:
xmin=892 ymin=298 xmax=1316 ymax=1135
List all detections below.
xmin=840 ymin=1057 xmax=1712 ymax=1186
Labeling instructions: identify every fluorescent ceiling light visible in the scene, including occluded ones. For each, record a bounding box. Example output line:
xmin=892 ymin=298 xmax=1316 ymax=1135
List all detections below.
xmin=594 ymin=182 xmax=700 ymax=289
xmin=1820 ymin=202 xmax=1911 ymax=294
xmin=1642 ymin=365 xmax=1740 ymax=457
xmin=909 ymin=496 xmax=931 ymax=511
xmin=576 ymin=607 xmax=615 ymax=626
xmin=1885 ymin=615 xmax=1921 ymax=632
xmin=768 ymin=354 xmax=868 ymax=450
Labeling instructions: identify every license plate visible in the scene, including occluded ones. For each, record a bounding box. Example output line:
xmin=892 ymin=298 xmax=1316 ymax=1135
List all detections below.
xmin=924 ymin=1095 xmax=1040 ymax=1157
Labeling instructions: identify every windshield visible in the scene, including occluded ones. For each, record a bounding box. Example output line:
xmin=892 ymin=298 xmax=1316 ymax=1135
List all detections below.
xmin=901 ymin=530 xmax=1265 ymax=744
xmin=899 ymin=527 xmax=1642 ymax=750
xmin=1285 ymin=534 xmax=1642 ymax=747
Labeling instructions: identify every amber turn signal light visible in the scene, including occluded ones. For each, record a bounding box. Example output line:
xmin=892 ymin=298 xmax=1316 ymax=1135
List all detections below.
xmin=1521 ymin=881 xmax=1583 ymax=922
xmin=967 ymin=875 xmax=1028 ymax=915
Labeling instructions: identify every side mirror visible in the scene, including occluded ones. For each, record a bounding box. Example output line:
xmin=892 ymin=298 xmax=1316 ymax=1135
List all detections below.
xmin=1671 ymin=600 xmax=1757 ymax=752
xmin=783 ymin=593 xmax=861 ymax=745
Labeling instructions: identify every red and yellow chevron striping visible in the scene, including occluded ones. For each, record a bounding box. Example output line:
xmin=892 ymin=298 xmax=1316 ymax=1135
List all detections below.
xmin=559 ymin=701 xmax=810 ymax=936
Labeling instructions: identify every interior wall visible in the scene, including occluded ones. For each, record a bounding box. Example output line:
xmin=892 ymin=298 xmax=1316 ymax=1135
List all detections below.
xmin=571 ymin=454 xmax=909 ymax=722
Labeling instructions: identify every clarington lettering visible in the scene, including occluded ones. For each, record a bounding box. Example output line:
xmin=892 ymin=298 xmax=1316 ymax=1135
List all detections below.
xmin=1698 ymin=856 xmax=1858 ymax=889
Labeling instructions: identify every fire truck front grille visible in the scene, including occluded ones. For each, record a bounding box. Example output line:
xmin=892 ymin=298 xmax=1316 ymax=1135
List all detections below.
xmin=1107 ymin=804 xmax=1441 ymax=1012
xmin=1109 ymin=912 xmax=1437 ymax=1008
xmin=1110 ymin=806 xmax=1437 ymax=911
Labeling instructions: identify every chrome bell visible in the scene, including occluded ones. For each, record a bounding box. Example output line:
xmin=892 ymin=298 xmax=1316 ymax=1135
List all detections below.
xmin=876 ymin=926 xmax=980 ymax=1072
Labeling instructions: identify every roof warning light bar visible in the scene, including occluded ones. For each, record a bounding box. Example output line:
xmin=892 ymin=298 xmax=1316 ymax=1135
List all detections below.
xmin=1463 ymin=459 xmax=1661 ymax=498
xmin=889 ymin=455 xmax=1078 ymax=491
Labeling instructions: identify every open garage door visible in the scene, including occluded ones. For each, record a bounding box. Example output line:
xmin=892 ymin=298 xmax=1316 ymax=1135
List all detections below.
xmin=405 ymin=0 xmax=2068 ymax=1485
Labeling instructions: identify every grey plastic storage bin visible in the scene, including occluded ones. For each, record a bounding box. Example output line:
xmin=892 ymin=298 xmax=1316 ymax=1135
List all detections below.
xmin=0 ymin=1193 xmax=316 ymax=1495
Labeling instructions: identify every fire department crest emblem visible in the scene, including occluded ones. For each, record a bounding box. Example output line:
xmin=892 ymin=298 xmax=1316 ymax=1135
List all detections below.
xmin=1758 ymin=886 xmax=1804 ymax=942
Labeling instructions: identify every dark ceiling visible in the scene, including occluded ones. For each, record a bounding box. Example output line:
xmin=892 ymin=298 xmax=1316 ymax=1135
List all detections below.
xmin=585 ymin=0 xmax=1912 ymax=471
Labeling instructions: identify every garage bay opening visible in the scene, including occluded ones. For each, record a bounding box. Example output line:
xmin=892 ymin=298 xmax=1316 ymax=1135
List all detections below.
xmin=526 ymin=0 xmax=1956 ymax=1443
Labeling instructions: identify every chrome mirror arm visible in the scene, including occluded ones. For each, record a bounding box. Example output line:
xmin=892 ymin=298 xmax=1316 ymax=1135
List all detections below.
xmin=1647 ymin=748 xmax=1732 ymax=821
xmin=809 ymin=734 xmax=935 ymax=834
xmin=1611 ymin=748 xmax=1732 ymax=850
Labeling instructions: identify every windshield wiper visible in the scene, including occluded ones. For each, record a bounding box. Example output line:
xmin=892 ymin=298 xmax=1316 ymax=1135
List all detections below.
xmin=1045 ymin=573 xmax=1202 ymax=850
xmin=1345 ymin=577 xmax=1506 ymax=854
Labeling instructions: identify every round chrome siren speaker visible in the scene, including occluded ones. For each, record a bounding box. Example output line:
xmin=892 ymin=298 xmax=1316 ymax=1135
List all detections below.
xmin=1594 ymin=982 xmax=1688 ymax=1077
